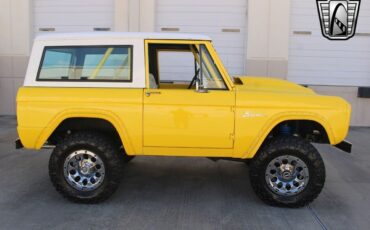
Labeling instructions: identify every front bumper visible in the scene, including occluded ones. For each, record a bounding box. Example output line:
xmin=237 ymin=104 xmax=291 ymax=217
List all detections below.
xmin=335 ymin=140 xmax=352 ymax=153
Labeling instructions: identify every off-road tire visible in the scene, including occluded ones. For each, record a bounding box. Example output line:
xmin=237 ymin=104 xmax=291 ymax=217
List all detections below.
xmin=49 ymin=131 xmax=124 ymax=203
xmin=249 ymin=136 xmax=325 ymax=208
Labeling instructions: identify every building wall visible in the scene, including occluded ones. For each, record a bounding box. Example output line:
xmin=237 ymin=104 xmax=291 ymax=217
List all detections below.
xmin=0 ymin=0 xmax=32 ymax=114
xmin=246 ymin=0 xmax=290 ymax=79
xmin=114 ymin=0 xmax=156 ymax=32
xmin=0 ymin=0 xmax=369 ymax=126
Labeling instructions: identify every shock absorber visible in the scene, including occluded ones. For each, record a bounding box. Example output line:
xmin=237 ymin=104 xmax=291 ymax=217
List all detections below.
xmin=279 ymin=124 xmax=292 ymax=136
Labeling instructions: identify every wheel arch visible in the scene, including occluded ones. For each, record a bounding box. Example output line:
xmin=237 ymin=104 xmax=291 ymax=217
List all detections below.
xmin=245 ymin=113 xmax=334 ymax=159
xmin=35 ymin=109 xmax=135 ymax=154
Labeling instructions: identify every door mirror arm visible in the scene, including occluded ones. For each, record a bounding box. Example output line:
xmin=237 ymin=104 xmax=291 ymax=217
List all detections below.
xmin=196 ymin=88 xmax=209 ymax=93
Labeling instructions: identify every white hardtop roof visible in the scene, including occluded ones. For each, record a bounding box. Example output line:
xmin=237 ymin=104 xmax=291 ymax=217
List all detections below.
xmin=35 ymin=32 xmax=212 ymax=42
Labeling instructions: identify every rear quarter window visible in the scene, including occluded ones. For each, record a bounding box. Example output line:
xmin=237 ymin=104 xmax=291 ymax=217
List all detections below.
xmin=37 ymin=46 xmax=133 ymax=82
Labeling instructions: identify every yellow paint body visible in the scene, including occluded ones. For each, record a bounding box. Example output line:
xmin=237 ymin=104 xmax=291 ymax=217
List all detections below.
xmin=17 ymin=40 xmax=351 ymax=159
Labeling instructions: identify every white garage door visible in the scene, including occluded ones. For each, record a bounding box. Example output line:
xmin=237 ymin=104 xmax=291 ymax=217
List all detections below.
xmin=34 ymin=0 xmax=114 ymax=35
xmin=288 ymin=0 xmax=370 ymax=86
xmin=156 ymin=0 xmax=247 ymax=79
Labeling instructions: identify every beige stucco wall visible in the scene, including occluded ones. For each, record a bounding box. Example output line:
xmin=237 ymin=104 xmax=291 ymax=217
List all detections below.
xmin=114 ymin=0 xmax=155 ymax=32
xmin=246 ymin=0 xmax=290 ymax=79
xmin=0 ymin=0 xmax=32 ymax=115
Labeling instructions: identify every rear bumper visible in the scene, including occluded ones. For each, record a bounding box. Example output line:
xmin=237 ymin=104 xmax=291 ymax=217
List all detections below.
xmin=15 ymin=139 xmax=24 ymax=149
xmin=335 ymin=140 xmax=352 ymax=153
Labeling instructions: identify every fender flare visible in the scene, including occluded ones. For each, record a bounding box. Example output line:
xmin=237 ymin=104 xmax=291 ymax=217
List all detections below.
xmin=243 ymin=111 xmax=335 ymax=159
xmin=34 ymin=108 xmax=136 ymax=154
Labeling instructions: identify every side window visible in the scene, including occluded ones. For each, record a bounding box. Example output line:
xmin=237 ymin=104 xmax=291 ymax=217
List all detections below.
xmin=158 ymin=51 xmax=195 ymax=82
xmin=37 ymin=46 xmax=132 ymax=81
xmin=39 ymin=49 xmax=73 ymax=80
xmin=199 ymin=45 xmax=227 ymax=90
xmin=147 ymin=43 xmax=227 ymax=90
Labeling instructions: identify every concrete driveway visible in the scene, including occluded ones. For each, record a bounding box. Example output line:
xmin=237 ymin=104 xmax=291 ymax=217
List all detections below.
xmin=0 ymin=116 xmax=369 ymax=230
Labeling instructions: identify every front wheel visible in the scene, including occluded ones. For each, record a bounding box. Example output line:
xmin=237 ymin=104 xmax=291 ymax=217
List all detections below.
xmin=249 ymin=136 xmax=325 ymax=208
xmin=49 ymin=132 xmax=124 ymax=203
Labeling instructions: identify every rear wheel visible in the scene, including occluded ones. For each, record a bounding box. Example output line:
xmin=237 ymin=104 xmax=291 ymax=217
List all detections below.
xmin=249 ymin=136 xmax=325 ymax=208
xmin=49 ymin=131 xmax=123 ymax=203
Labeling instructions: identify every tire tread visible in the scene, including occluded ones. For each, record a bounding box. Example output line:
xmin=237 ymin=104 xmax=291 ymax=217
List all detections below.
xmin=249 ymin=136 xmax=325 ymax=208
xmin=49 ymin=131 xmax=123 ymax=203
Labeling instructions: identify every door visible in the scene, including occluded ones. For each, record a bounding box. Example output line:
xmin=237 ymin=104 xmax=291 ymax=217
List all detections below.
xmin=144 ymin=90 xmax=235 ymax=148
xmin=143 ymin=42 xmax=235 ymax=149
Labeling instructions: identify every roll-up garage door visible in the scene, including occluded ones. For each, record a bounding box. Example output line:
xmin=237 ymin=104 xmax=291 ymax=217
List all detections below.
xmin=34 ymin=0 xmax=114 ymax=35
xmin=156 ymin=0 xmax=247 ymax=78
xmin=288 ymin=0 xmax=370 ymax=86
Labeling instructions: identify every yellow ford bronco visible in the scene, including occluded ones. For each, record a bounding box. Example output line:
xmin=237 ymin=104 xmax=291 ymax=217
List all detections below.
xmin=16 ymin=32 xmax=351 ymax=207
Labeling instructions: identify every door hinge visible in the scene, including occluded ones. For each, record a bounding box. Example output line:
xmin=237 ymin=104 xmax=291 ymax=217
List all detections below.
xmin=229 ymin=133 xmax=235 ymax=140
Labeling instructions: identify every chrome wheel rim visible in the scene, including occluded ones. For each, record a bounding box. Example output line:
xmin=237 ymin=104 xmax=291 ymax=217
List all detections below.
xmin=63 ymin=150 xmax=105 ymax=191
xmin=265 ymin=155 xmax=309 ymax=196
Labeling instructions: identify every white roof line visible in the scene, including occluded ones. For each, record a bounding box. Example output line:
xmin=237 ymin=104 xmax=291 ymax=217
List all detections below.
xmin=35 ymin=32 xmax=212 ymax=41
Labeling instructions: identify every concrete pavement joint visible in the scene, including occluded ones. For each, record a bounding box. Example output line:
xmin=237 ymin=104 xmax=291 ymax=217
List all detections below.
xmin=307 ymin=205 xmax=328 ymax=230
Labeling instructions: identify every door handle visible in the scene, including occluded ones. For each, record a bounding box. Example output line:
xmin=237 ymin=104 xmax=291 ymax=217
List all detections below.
xmin=145 ymin=91 xmax=161 ymax=97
